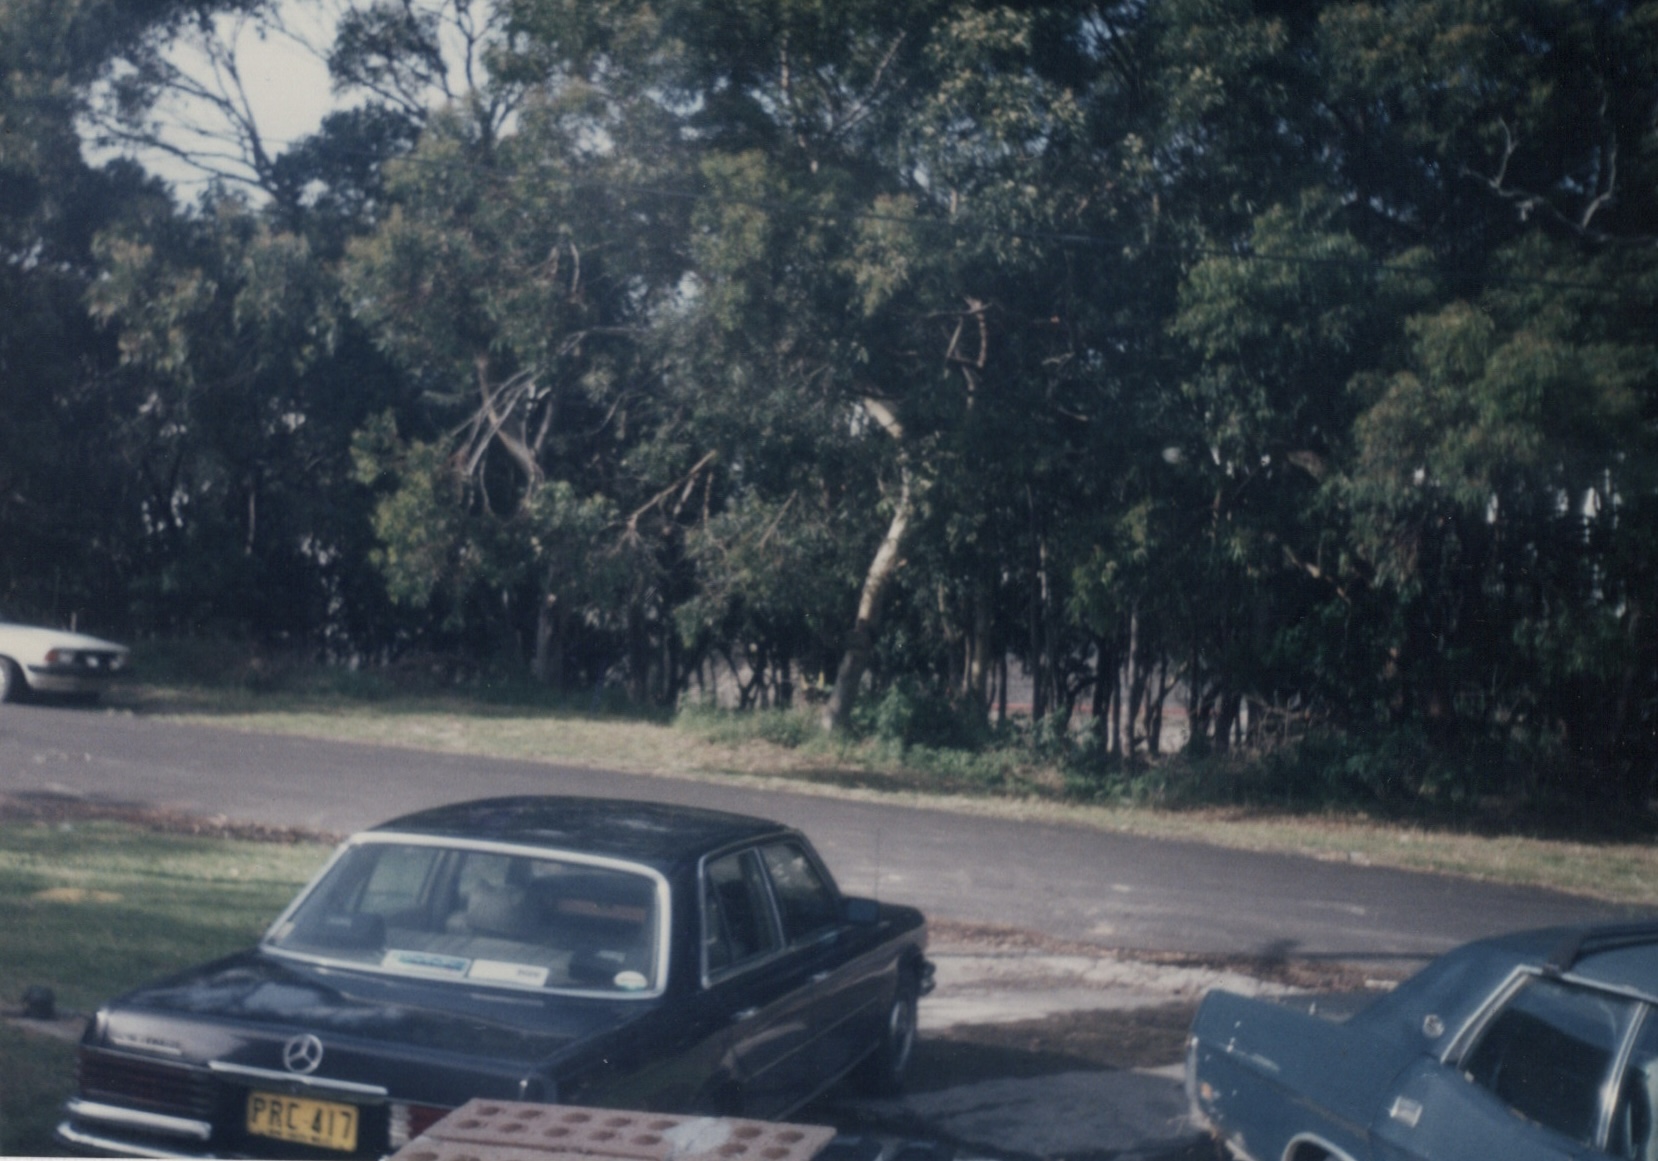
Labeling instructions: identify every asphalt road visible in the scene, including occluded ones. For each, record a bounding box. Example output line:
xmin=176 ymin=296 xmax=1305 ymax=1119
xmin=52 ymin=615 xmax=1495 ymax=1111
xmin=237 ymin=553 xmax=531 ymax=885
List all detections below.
xmin=0 ymin=703 xmax=1641 ymax=969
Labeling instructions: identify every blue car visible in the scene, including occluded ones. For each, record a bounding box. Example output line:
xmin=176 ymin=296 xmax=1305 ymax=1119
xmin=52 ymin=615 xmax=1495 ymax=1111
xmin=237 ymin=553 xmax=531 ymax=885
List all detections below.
xmin=1187 ymin=922 xmax=1658 ymax=1161
xmin=58 ymin=797 xmax=932 ymax=1158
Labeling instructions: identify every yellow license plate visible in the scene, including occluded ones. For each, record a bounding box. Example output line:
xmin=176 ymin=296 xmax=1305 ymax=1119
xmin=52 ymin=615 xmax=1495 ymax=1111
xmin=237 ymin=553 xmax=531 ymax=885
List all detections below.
xmin=246 ymin=1091 xmax=360 ymax=1152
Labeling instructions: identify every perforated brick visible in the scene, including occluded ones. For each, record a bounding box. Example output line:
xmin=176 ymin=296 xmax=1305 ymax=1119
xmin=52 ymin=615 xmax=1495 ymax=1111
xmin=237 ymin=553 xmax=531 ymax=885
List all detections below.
xmin=389 ymin=1142 xmax=590 ymax=1161
xmin=389 ymin=1100 xmax=836 ymax=1161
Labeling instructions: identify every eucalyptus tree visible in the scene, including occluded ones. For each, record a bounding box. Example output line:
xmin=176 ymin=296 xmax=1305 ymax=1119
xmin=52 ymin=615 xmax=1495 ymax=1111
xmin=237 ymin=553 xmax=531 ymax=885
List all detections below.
xmin=87 ymin=193 xmax=412 ymax=640
xmin=0 ymin=0 xmax=246 ymax=624
xmin=1069 ymin=0 xmax=1658 ymax=780
xmin=343 ymin=69 xmax=695 ymax=691
xmin=854 ymin=5 xmax=1174 ymax=735
xmin=505 ymin=0 xmax=1164 ymax=728
xmin=1305 ymin=1 xmax=1658 ymax=791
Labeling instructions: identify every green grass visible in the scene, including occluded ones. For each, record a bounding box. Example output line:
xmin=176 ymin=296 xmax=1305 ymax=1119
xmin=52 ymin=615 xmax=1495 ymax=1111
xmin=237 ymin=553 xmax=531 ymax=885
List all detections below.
xmin=0 ymin=820 xmax=328 ymax=1155
xmin=0 ymin=1026 xmax=76 ymax=1156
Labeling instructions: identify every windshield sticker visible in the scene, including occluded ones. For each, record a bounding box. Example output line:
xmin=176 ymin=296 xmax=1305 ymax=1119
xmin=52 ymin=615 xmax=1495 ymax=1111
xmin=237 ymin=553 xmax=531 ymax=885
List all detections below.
xmin=613 ymin=971 xmax=649 ymax=991
xmin=381 ymin=950 xmax=471 ymax=980
xmin=468 ymin=960 xmax=551 ymax=988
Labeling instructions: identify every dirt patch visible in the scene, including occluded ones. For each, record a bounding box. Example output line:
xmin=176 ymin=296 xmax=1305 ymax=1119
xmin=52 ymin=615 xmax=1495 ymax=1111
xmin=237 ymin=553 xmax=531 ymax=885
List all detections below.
xmin=912 ymin=1003 xmax=1198 ymax=1092
xmin=0 ymin=790 xmax=336 ymax=845
xmin=895 ymin=921 xmax=1401 ymax=1106
xmin=928 ymin=919 xmax=1393 ymax=994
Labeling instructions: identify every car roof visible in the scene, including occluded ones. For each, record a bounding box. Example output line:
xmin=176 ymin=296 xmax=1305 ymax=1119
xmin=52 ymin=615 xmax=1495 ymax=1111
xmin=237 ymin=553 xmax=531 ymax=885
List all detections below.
xmin=367 ymin=796 xmax=791 ymax=871
xmin=1542 ymin=921 xmax=1658 ymax=1000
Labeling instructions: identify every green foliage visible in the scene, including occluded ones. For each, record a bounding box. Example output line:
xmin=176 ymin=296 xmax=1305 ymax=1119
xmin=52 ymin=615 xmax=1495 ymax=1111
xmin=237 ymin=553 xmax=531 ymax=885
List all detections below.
xmin=863 ymin=678 xmax=990 ymax=751
xmin=3 ymin=0 xmax=1657 ymax=810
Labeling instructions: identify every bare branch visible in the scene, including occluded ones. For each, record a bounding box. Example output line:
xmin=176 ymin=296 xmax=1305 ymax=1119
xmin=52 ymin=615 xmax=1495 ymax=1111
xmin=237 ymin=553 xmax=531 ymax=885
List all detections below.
xmin=625 ymin=450 xmax=719 ymax=535
xmin=833 ymin=31 xmax=906 ymax=138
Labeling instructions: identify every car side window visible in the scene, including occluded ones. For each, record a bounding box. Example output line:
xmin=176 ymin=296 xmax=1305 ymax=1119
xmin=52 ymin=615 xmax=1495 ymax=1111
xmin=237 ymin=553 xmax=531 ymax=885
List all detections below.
xmin=703 ymin=849 xmax=781 ymax=978
xmin=758 ymin=841 xmax=839 ymax=945
xmin=1610 ymin=1008 xmax=1658 ymax=1161
xmin=1461 ymin=974 xmax=1638 ymax=1148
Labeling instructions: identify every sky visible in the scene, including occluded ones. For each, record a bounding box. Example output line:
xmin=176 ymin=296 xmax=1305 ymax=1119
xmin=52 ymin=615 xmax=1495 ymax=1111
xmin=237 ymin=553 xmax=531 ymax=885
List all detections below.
xmin=86 ymin=3 xmax=352 ymax=196
xmin=227 ymin=13 xmax=341 ymax=147
xmin=95 ymin=1 xmax=503 ymax=199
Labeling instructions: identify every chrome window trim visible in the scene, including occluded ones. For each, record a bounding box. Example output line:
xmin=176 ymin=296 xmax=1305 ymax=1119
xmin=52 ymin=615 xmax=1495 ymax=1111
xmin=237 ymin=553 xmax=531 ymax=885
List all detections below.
xmin=1446 ymin=965 xmax=1649 ymax=1154
xmin=1447 ymin=966 xmax=1657 ymax=1063
xmin=1281 ymin=1133 xmax=1357 ymax=1161
xmin=698 ymin=835 xmax=794 ymax=989
xmin=1441 ymin=966 xmax=1532 ymax=1066
xmin=1598 ymin=1001 xmax=1648 ymax=1151
xmin=65 ymin=1099 xmax=212 ymax=1141
xmin=261 ymin=832 xmax=672 ymax=999
xmin=755 ymin=838 xmax=843 ymax=948
xmin=697 ymin=832 xmax=850 ymax=989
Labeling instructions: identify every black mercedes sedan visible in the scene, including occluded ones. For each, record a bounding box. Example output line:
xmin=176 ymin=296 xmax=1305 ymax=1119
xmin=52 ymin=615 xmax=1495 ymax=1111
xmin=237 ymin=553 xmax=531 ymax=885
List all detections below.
xmin=57 ymin=796 xmax=933 ymax=1158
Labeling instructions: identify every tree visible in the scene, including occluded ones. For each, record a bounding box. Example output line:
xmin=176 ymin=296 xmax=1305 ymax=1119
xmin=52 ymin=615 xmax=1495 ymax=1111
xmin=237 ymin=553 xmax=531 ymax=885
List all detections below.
xmin=89 ymin=194 xmax=409 ymax=641
xmin=344 ymin=74 xmax=692 ymax=689
xmin=0 ymin=0 xmax=239 ymax=625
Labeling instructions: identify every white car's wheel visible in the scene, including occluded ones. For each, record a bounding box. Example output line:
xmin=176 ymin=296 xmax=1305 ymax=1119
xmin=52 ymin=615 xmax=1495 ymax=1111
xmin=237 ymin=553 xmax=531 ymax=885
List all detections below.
xmin=0 ymin=657 xmax=23 ymax=703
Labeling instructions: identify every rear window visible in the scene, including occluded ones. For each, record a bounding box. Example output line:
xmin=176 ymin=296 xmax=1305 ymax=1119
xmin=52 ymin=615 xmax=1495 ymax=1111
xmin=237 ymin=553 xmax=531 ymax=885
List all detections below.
xmin=1462 ymin=974 xmax=1637 ymax=1146
xmin=266 ymin=840 xmax=664 ymax=995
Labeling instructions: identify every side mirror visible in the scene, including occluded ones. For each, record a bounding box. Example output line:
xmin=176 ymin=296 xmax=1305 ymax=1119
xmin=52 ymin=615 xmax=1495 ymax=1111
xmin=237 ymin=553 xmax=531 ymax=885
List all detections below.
xmin=843 ymin=897 xmax=880 ymax=926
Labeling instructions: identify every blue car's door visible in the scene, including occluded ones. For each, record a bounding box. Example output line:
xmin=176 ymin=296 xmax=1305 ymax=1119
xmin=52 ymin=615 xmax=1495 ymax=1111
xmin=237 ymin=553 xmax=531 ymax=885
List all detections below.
xmin=1371 ymin=1057 xmax=1583 ymax=1161
xmin=1373 ymin=973 xmax=1641 ymax=1161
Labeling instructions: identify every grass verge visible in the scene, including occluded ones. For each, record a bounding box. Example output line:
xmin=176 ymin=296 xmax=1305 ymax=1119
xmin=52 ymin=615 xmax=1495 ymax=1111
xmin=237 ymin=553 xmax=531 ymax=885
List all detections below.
xmin=103 ymin=660 xmax=1658 ymax=907
xmin=0 ymin=817 xmax=328 ymax=1154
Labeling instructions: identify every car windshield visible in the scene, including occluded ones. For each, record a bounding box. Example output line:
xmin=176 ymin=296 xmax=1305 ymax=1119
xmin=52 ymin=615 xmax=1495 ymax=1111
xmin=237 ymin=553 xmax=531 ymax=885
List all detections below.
xmin=266 ymin=840 xmax=664 ymax=995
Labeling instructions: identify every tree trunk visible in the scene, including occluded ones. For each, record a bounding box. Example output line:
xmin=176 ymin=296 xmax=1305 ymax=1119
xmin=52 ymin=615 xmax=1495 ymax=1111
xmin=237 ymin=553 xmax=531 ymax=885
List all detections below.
xmin=1214 ymin=691 xmax=1240 ymax=753
xmin=533 ymin=591 xmax=561 ymax=686
xmin=823 ymin=400 xmax=915 ymax=733
xmin=996 ymin=653 xmax=1008 ymax=725
xmin=1090 ymin=634 xmax=1113 ymax=735
xmin=1148 ymin=655 xmax=1170 ymax=755
xmin=965 ymin=580 xmax=992 ymax=714
xmin=1124 ymin=608 xmax=1141 ymax=756
xmin=1109 ymin=671 xmax=1122 ymax=756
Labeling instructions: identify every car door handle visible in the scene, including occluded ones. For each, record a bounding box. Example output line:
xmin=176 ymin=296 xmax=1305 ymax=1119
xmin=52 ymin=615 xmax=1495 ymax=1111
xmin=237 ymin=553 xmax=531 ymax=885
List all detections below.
xmin=732 ymin=1007 xmax=761 ymax=1022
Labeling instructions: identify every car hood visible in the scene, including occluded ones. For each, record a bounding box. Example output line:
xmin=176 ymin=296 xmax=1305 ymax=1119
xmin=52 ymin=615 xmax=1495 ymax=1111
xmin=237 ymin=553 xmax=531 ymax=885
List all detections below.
xmin=0 ymin=622 xmax=126 ymax=653
xmin=95 ymin=951 xmax=654 ymax=1091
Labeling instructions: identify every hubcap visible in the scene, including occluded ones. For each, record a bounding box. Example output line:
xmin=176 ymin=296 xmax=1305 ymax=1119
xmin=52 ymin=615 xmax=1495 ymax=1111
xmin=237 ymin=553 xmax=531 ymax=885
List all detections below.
xmin=890 ymin=997 xmax=916 ymax=1074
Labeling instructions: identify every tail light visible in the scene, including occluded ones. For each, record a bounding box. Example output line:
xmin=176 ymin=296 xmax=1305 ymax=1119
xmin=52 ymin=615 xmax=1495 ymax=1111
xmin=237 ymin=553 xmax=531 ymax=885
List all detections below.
xmin=388 ymin=1102 xmax=453 ymax=1149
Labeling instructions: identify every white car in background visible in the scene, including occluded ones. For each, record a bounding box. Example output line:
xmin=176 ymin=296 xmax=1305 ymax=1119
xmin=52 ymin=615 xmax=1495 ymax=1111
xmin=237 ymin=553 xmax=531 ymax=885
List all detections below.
xmin=0 ymin=615 xmax=128 ymax=703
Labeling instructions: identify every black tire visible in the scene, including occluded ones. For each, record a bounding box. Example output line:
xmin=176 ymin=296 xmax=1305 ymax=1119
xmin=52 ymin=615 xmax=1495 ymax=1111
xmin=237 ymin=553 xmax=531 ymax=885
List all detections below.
xmin=853 ymin=974 xmax=919 ymax=1096
xmin=0 ymin=657 xmax=23 ymax=704
xmin=693 ymin=1075 xmax=744 ymax=1117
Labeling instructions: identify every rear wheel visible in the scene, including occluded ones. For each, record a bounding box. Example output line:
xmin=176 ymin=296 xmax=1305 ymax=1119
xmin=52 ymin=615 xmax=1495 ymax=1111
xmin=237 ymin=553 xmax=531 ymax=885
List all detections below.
xmin=853 ymin=974 xmax=919 ymax=1096
xmin=693 ymin=1076 xmax=744 ymax=1117
xmin=0 ymin=658 xmax=23 ymax=704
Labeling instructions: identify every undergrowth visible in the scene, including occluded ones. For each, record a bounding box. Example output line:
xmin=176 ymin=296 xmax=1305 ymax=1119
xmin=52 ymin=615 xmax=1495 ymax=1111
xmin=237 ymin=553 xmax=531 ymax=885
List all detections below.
xmin=677 ymin=701 xmax=1656 ymax=841
xmin=128 ymin=640 xmax=1654 ymax=841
